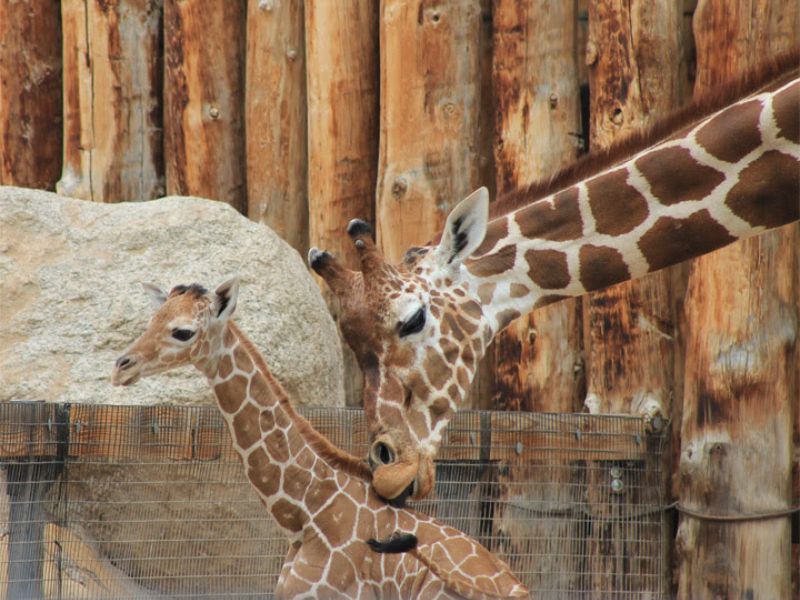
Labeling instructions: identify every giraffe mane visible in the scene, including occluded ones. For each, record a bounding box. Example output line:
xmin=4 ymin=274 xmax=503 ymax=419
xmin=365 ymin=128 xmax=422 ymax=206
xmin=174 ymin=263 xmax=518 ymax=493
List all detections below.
xmin=228 ymin=321 xmax=373 ymax=481
xmin=488 ymin=46 xmax=800 ymax=219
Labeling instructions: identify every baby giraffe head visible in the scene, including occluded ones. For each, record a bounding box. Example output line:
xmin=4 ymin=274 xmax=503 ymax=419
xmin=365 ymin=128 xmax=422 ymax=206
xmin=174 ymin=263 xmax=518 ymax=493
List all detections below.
xmin=112 ymin=278 xmax=239 ymax=386
xmin=309 ymin=189 xmax=490 ymax=506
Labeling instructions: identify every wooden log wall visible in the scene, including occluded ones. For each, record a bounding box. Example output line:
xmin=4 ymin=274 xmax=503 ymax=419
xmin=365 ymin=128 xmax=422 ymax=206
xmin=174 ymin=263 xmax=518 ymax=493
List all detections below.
xmin=1 ymin=1 xmax=799 ymax=595
xmin=676 ymin=1 xmax=800 ymax=597
xmin=0 ymin=0 xmax=62 ymax=190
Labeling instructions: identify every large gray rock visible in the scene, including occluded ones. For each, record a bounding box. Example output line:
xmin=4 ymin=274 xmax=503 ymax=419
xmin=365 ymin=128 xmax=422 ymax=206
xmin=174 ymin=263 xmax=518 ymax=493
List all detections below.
xmin=0 ymin=186 xmax=345 ymax=407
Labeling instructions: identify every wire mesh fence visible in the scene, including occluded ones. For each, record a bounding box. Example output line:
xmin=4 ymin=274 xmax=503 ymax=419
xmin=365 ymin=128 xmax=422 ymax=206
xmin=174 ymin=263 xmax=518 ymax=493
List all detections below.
xmin=1 ymin=401 xmax=670 ymax=599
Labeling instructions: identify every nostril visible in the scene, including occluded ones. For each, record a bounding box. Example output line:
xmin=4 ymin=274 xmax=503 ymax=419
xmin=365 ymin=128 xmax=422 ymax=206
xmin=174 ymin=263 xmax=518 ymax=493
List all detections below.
xmin=115 ymin=356 xmax=133 ymax=370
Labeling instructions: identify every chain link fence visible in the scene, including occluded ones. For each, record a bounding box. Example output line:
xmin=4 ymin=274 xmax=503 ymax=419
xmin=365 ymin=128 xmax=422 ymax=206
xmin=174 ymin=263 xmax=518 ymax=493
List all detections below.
xmin=1 ymin=402 xmax=669 ymax=599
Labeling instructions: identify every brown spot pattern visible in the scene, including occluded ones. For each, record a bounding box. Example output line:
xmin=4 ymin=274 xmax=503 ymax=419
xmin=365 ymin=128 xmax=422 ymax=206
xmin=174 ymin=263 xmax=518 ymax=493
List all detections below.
xmin=467 ymin=244 xmax=517 ymax=277
xmin=283 ymin=464 xmax=312 ymax=501
xmin=259 ymin=409 xmax=275 ymax=432
xmin=246 ymin=449 xmax=280 ymax=497
xmin=218 ymin=354 xmax=233 ymax=379
xmin=525 ymin=248 xmax=570 ymax=289
xmin=237 ymin=347 xmax=254 ymax=373
xmin=638 ymin=210 xmax=736 ymax=272
xmin=423 ymin=348 xmax=452 ymax=390
xmin=695 ymin=99 xmax=762 ymax=163
xmin=215 ymin=375 xmax=247 ymax=413
xmin=473 ymin=218 xmax=508 ymax=256
xmin=272 ymin=498 xmax=305 ymax=531
xmin=635 ymin=146 xmax=725 ymax=204
xmin=305 ymin=478 xmax=339 ymax=513
xmin=328 ymin=552 xmax=357 ymax=591
xmin=773 ymin=82 xmax=799 ymax=144
xmin=477 ymin=283 xmax=495 ymax=304
xmin=587 ymin=169 xmax=649 ymax=235
xmin=516 ymin=186 xmax=583 ymax=240
xmin=440 ymin=337 xmax=460 ymax=364
xmin=265 ymin=428 xmax=289 ymax=462
xmin=579 ymin=245 xmax=630 ymax=291
xmin=442 ymin=312 xmax=465 ymax=341
xmin=725 ymin=151 xmax=800 ymax=228
xmin=461 ymin=300 xmax=483 ymax=320
xmin=232 ymin=403 xmax=261 ymax=449
xmin=510 ymin=283 xmax=529 ymax=298
xmin=316 ymin=494 xmax=357 ymax=546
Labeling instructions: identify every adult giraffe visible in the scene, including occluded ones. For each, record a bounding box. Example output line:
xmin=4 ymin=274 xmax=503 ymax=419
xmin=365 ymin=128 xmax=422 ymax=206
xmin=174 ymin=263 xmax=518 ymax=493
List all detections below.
xmin=111 ymin=278 xmax=528 ymax=599
xmin=310 ymin=50 xmax=800 ymax=504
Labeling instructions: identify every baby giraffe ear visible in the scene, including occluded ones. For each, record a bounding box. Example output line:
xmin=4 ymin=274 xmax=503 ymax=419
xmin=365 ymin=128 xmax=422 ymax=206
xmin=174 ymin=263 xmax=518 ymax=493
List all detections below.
xmin=141 ymin=282 xmax=168 ymax=309
xmin=213 ymin=277 xmax=239 ymax=320
xmin=434 ymin=187 xmax=489 ymax=269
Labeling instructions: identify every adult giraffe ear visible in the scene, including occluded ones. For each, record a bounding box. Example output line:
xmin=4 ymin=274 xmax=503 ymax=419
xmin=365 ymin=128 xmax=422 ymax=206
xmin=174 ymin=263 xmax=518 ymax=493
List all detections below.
xmin=434 ymin=187 xmax=489 ymax=269
xmin=141 ymin=282 xmax=167 ymax=309
xmin=213 ymin=277 xmax=239 ymax=320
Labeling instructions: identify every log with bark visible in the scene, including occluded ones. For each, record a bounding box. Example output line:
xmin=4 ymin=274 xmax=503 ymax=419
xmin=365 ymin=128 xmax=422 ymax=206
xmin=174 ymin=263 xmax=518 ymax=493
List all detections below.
xmin=0 ymin=0 xmax=62 ymax=190
xmin=59 ymin=0 xmax=163 ymax=202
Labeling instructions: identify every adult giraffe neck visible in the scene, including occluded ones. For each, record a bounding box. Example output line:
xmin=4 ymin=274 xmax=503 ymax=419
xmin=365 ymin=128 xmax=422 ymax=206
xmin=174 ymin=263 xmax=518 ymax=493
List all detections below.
xmin=465 ymin=74 xmax=799 ymax=337
xmin=201 ymin=320 xmax=371 ymax=537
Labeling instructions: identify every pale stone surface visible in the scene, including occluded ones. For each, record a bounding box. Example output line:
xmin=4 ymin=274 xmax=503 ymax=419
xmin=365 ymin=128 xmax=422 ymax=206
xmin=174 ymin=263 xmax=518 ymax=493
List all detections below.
xmin=0 ymin=186 xmax=345 ymax=407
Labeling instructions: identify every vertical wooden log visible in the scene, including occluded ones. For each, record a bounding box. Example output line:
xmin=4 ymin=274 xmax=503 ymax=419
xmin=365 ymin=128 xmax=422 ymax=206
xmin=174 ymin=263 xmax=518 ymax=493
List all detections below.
xmin=305 ymin=0 xmax=379 ymax=406
xmin=0 ymin=0 xmax=62 ymax=190
xmin=488 ymin=2 xmax=583 ymax=592
xmin=676 ymin=2 xmax=799 ymax=597
xmin=583 ymin=2 xmax=682 ymax=596
xmin=465 ymin=0 xmax=497 ymax=412
xmin=376 ymin=0 xmax=484 ymax=262
xmin=490 ymin=0 xmax=583 ymax=415
xmin=58 ymin=0 xmax=163 ymax=202
xmin=245 ymin=0 xmax=308 ymax=254
xmin=164 ymin=0 xmax=246 ymax=211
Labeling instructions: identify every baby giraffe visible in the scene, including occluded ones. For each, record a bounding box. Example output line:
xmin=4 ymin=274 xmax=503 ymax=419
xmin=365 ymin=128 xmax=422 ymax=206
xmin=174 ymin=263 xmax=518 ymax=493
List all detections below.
xmin=111 ymin=277 xmax=528 ymax=599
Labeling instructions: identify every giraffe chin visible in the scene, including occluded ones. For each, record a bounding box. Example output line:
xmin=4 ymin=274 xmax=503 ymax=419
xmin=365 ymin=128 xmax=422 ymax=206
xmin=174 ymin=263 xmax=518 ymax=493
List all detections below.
xmin=111 ymin=368 xmax=141 ymax=387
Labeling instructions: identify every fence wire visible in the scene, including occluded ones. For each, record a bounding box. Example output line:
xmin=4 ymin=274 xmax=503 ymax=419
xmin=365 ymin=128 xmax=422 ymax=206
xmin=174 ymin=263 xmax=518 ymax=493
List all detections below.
xmin=1 ymin=402 xmax=669 ymax=599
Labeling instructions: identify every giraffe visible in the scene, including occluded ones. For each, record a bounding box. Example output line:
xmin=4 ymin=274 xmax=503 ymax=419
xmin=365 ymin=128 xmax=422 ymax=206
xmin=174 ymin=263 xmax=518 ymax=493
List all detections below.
xmin=309 ymin=50 xmax=800 ymax=504
xmin=111 ymin=278 xmax=529 ymax=599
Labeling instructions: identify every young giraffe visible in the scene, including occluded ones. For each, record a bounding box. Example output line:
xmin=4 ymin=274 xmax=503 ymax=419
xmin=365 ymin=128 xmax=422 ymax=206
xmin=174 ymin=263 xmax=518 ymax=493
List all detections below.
xmin=111 ymin=278 xmax=529 ymax=599
xmin=309 ymin=51 xmax=800 ymax=504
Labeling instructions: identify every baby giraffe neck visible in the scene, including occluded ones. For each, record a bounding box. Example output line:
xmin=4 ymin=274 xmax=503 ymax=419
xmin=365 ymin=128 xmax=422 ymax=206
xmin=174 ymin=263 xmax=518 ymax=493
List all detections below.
xmin=202 ymin=322 xmax=365 ymax=539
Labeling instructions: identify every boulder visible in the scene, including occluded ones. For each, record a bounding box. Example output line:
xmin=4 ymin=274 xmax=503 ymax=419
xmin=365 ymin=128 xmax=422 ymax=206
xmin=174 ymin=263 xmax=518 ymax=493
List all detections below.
xmin=0 ymin=186 xmax=346 ymax=596
xmin=0 ymin=186 xmax=345 ymax=408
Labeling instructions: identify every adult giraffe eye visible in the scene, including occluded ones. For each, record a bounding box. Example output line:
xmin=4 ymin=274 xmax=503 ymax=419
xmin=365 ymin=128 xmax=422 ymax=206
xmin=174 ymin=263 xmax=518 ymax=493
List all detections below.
xmin=398 ymin=307 xmax=426 ymax=338
xmin=171 ymin=328 xmax=195 ymax=342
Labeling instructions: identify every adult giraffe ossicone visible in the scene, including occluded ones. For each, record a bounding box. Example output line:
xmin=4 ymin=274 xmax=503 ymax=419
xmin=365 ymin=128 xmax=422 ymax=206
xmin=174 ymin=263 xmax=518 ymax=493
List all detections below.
xmin=310 ymin=50 xmax=800 ymax=504
xmin=111 ymin=278 xmax=528 ymax=599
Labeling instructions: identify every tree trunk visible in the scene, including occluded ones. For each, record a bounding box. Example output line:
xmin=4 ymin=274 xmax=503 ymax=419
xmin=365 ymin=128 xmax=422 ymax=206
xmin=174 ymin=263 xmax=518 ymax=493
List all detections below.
xmin=305 ymin=0 xmax=379 ymax=406
xmin=245 ymin=0 xmax=308 ymax=255
xmin=58 ymin=0 xmax=163 ymax=202
xmin=0 ymin=0 xmax=62 ymax=190
xmin=676 ymin=2 xmax=799 ymax=597
xmin=164 ymin=0 xmax=245 ymax=211
xmin=376 ymin=0 xmax=484 ymax=262
xmin=583 ymin=2 xmax=683 ymax=596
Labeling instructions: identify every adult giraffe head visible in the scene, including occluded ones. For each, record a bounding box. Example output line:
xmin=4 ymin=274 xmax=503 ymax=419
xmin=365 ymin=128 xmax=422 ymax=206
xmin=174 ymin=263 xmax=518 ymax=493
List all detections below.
xmin=311 ymin=54 xmax=800 ymax=504
xmin=310 ymin=188 xmax=491 ymax=504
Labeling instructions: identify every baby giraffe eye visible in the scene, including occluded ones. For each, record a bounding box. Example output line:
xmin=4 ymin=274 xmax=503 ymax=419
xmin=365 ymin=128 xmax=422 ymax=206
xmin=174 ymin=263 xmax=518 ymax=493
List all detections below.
xmin=171 ymin=328 xmax=195 ymax=342
xmin=398 ymin=307 xmax=426 ymax=338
